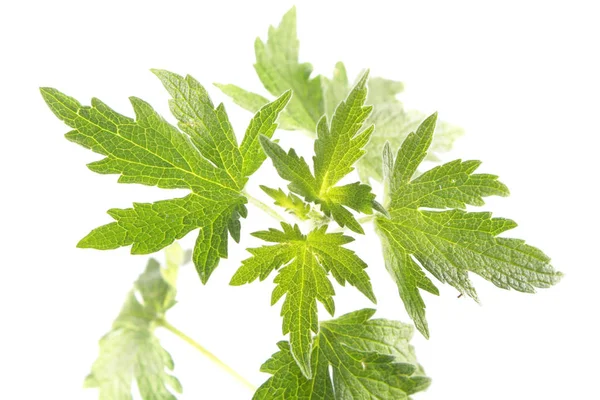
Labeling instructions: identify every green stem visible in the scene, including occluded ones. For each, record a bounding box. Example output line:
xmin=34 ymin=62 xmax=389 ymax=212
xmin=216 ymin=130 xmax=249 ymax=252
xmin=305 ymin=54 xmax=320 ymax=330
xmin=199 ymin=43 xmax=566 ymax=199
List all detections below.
xmin=243 ymin=190 xmax=286 ymax=222
xmin=157 ymin=319 xmax=257 ymax=392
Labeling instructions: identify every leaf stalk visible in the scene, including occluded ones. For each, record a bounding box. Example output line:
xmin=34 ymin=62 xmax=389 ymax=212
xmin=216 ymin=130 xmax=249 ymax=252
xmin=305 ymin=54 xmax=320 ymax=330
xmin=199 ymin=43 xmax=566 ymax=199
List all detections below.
xmin=243 ymin=190 xmax=286 ymax=222
xmin=157 ymin=318 xmax=257 ymax=392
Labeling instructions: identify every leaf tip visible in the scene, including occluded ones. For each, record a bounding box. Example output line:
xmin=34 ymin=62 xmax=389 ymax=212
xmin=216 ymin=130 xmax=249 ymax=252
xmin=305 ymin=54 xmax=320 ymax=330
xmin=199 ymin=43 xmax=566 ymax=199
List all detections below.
xmin=357 ymin=69 xmax=370 ymax=88
xmin=285 ymin=5 xmax=297 ymax=19
xmin=198 ymin=271 xmax=211 ymax=285
xmin=425 ymin=111 xmax=439 ymax=125
xmin=39 ymin=86 xmax=53 ymax=96
xmin=39 ymin=87 xmax=63 ymax=107
xmin=280 ymin=89 xmax=293 ymax=102
xmin=76 ymin=235 xmax=93 ymax=249
xmin=368 ymin=293 xmax=378 ymax=304
xmin=258 ymin=134 xmax=274 ymax=148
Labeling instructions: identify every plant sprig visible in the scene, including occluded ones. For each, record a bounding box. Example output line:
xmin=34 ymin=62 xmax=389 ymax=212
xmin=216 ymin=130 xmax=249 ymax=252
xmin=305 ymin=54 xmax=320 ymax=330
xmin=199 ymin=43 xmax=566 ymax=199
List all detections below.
xmin=41 ymin=6 xmax=561 ymax=399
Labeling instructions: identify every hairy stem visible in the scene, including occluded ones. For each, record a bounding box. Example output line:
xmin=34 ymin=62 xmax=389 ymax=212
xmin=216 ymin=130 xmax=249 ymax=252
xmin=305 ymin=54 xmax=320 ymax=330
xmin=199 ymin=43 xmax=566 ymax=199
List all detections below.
xmin=157 ymin=319 xmax=257 ymax=392
xmin=243 ymin=190 xmax=286 ymax=222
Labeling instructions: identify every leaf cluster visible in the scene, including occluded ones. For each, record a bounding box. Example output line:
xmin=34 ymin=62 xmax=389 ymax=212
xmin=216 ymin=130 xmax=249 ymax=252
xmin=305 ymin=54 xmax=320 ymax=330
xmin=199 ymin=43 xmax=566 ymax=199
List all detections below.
xmin=41 ymin=5 xmax=562 ymax=400
xmin=216 ymin=6 xmax=464 ymax=183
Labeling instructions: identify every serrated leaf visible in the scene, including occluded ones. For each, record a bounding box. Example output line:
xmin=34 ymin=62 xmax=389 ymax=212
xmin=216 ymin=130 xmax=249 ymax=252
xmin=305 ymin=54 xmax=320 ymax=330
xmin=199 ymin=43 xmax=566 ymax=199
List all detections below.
xmin=259 ymin=73 xmax=378 ymax=234
xmin=253 ymin=6 xmax=322 ymax=132
xmin=319 ymin=62 xmax=464 ymax=183
xmin=375 ymin=113 xmax=562 ymax=338
xmin=213 ymin=85 xmax=299 ymax=131
xmin=357 ymin=107 xmax=464 ymax=182
xmin=85 ymin=244 xmax=186 ymax=400
xmin=231 ymin=223 xmax=375 ymax=379
xmin=216 ymin=7 xmax=323 ymax=133
xmin=254 ymin=309 xmax=430 ymax=399
xmin=41 ymin=72 xmax=290 ymax=283
xmin=322 ymin=62 xmax=350 ymax=119
xmin=217 ymin=7 xmax=462 ymax=183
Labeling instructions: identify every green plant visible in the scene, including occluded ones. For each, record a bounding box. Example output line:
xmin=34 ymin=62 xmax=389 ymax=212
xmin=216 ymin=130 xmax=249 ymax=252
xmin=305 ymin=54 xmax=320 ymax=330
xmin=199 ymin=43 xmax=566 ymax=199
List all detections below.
xmin=41 ymin=6 xmax=561 ymax=399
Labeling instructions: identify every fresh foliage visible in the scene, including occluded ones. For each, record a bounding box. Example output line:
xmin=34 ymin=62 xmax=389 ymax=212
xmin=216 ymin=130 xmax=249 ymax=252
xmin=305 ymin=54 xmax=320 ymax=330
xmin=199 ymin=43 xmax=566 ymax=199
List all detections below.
xmin=216 ymin=6 xmax=463 ymax=183
xmin=40 ymin=72 xmax=290 ymax=283
xmin=214 ymin=6 xmax=320 ymax=133
xmin=321 ymin=61 xmax=464 ymax=182
xmin=254 ymin=309 xmax=430 ymax=400
xmin=375 ymin=113 xmax=562 ymax=337
xmin=260 ymin=186 xmax=312 ymax=220
xmin=41 ymin=5 xmax=562 ymax=400
xmin=260 ymin=72 xmax=380 ymax=234
xmin=84 ymin=244 xmax=188 ymax=399
xmin=231 ymin=223 xmax=375 ymax=378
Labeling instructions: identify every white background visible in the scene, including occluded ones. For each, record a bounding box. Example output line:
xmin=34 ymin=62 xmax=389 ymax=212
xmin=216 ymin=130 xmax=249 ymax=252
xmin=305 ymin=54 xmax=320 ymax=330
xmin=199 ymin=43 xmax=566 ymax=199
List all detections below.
xmin=1 ymin=0 xmax=599 ymax=399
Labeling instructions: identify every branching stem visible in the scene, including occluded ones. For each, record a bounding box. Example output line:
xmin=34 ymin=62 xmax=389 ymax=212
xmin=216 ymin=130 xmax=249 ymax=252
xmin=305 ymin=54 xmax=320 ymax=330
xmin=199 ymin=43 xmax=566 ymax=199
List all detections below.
xmin=157 ymin=319 xmax=257 ymax=392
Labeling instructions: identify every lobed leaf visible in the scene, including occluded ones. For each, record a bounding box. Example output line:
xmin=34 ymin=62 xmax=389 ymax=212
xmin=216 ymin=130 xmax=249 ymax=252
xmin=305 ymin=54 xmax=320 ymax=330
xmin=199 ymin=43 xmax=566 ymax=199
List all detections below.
xmin=231 ymin=223 xmax=375 ymax=379
xmin=41 ymin=72 xmax=290 ymax=283
xmin=216 ymin=7 xmax=462 ymax=182
xmin=254 ymin=309 xmax=430 ymax=399
xmin=376 ymin=113 xmax=562 ymax=337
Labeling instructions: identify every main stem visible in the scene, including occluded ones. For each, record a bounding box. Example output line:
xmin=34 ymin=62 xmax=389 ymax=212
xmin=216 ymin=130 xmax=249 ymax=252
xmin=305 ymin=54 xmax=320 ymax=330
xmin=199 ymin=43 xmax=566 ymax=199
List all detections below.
xmin=157 ymin=319 xmax=257 ymax=392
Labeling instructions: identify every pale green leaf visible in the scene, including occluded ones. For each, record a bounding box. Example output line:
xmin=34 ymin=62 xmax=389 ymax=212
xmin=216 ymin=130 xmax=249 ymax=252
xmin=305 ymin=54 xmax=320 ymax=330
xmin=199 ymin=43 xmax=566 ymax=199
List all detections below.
xmin=357 ymin=107 xmax=464 ymax=182
xmin=319 ymin=62 xmax=463 ymax=183
xmin=216 ymin=7 xmax=322 ymax=133
xmin=213 ymin=83 xmax=298 ymax=130
xmin=217 ymin=8 xmax=462 ymax=184
xmin=322 ymin=62 xmax=349 ymax=118
xmin=253 ymin=6 xmax=322 ymax=132
xmin=84 ymin=244 xmax=186 ymax=400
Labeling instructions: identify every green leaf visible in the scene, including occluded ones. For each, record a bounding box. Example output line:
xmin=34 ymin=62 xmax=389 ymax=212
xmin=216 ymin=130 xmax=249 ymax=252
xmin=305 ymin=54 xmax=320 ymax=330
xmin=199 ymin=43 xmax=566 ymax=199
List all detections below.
xmin=40 ymin=72 xmax=290 ymax=283
xmin=231 ymin=223 xmax=375 ymax=379
xmin=375 ymin=113 xmax=562 ymax=338
xmin=322 ymin=62 xmax=350 ymax=118
xmin=254 ymin=309 xmax=430 ymax=399
xmin=254 ymin=6 xmax=322 ymax=132
xmin=357 ymin=107 xmax=464 ymax=182
xmin=84 ymin=244 xmax=187 ymax=400
xmin=213 ymin=84 xmax=299 ymax=131
xmin=259 ymin=73 xmax=377 ymax=234
xmin=313 ymin=72 xmax=373 ymax=193
xmin=319 ymin=62 xmax=463 ymax=183
xmin=216 ymin=5 xmax=462 ymax=183
xmin=216 ymin=7 xmax=323 ymax=133
xmin=260 ymin=185 xmax=311 ymax=220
